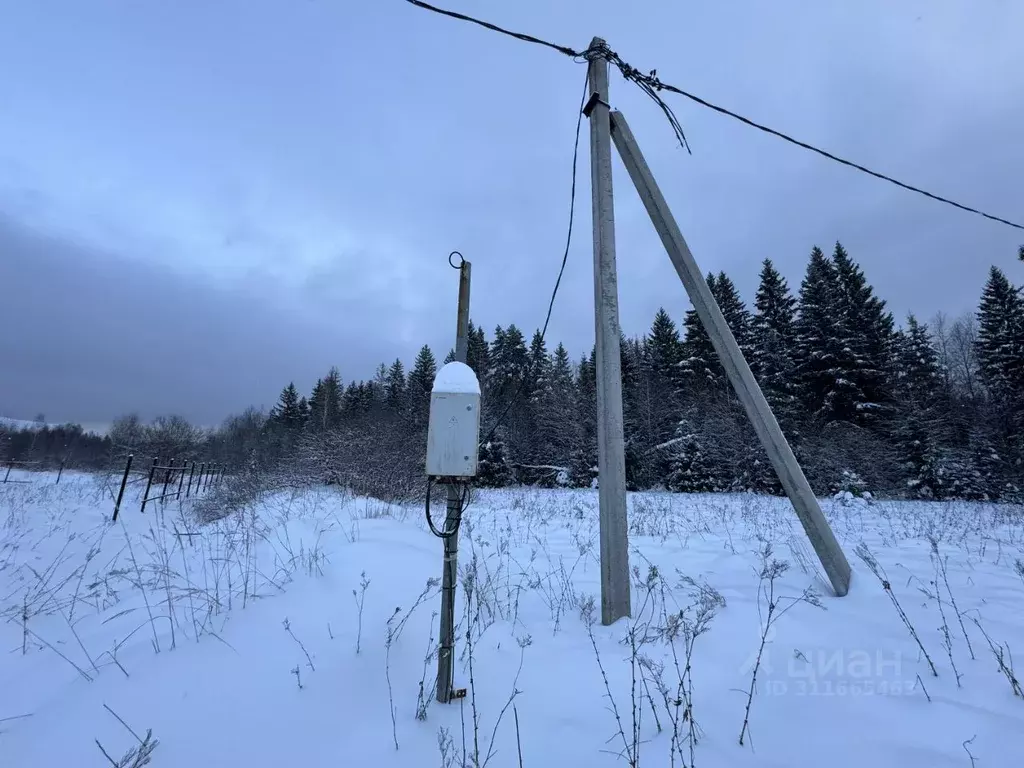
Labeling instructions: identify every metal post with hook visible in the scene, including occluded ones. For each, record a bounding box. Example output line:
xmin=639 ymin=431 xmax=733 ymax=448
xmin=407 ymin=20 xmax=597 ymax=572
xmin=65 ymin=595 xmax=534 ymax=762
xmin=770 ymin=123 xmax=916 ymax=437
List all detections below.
xmin=436 ymin=250 xmax=473 ymax=704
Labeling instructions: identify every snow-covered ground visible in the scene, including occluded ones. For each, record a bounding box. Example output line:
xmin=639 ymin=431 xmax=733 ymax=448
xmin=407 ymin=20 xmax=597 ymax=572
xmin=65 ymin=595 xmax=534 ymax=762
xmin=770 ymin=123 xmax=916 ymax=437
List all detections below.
xmin=1 ymin=469 xmax=1022 ymax=767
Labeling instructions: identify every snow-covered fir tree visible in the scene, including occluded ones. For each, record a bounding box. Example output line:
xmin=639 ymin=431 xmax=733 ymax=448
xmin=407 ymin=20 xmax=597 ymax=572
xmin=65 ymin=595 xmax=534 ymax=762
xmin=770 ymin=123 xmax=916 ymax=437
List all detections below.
xmin=794 ymin=246 xmax=862 ymax=422
xmin=679 ymin=272 xmax=722 ymax=391
xmin=466 ymin=321 xmax=490 ymax=384
xmin=831 ymin=242 xmax=896 ymax=426
xmin=406 ymin=345 xmax=437 ymax=432
xmin=976 ymin=266 xmax=1024 ymax=400
xmin=751 ymin=258 xmax=798 ymax=416
xmin=384 ymin=359 xmax=407 ymax=418
xmin=529 ymin=338 xmax=573 ymax=472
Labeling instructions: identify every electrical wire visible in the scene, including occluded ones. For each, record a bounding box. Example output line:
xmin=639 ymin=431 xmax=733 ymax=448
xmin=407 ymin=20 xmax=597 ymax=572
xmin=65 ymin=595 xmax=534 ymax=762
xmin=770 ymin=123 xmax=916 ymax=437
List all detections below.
xmin=403 ymin=0 xmax=580 ymax=57
xmin=478 ymin=67 xmax=589 ymax=449
xmin=402 ymin=0 xmax=1024 ymax=232
xmin=425 ymin=476 xmax=471 ymax=539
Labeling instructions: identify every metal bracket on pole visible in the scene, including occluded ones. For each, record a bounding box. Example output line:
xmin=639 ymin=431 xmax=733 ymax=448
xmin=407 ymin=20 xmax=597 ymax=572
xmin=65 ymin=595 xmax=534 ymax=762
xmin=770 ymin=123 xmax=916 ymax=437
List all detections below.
xmin=582 ymin=92 xmax=610 ymax=118
xmin=607 ymin=108 xmax=851 ymax=597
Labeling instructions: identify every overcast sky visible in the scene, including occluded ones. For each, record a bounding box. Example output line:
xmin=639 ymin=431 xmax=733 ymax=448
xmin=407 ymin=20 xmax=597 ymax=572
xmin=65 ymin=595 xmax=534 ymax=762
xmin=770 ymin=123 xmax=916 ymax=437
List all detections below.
xmin=1 ymin=0 xmax=1022 ymax=427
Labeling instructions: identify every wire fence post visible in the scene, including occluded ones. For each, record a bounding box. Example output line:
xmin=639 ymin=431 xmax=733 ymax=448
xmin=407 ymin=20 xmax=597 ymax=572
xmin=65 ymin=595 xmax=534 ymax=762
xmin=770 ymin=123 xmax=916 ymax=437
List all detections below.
xmin=161 ymin=457 xmax=175 ymax=504
xmin=177 ymin=460 xmax=187 ymax=500
xmin=141 ymin=457 xmax=158 ymax=513
xmin=186 ymin=460 xmax=196 ymax=497
xmin=3 ymin=463 xmax=11 ymax=484
xmin=113 ymin=454 xmax=133 ymax=522
xmin=56 ymin=459 xmax=65 ymax=485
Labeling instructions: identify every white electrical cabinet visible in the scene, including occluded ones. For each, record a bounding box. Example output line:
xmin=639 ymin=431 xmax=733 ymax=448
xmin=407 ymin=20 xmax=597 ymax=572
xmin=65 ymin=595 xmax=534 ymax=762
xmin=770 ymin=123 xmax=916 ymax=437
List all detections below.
xmin=426 ymin=362 xmax=481 ymax=478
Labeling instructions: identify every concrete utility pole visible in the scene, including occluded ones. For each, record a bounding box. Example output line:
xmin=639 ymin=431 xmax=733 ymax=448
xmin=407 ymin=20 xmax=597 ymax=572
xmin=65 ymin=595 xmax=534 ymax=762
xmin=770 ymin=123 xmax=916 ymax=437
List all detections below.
xmin=608 ymin=109 xmax=851 ymax=597
xmin=586 ymin=39 xmax=632 ymax=625
xmin=436 ymin=257 xmax=472 ymax=703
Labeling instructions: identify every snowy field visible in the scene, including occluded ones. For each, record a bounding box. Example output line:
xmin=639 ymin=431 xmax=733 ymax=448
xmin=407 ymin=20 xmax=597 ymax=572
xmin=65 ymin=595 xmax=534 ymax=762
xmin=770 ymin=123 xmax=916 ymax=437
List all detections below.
xmin=1 ymin=470 xmax=1022 ymax=767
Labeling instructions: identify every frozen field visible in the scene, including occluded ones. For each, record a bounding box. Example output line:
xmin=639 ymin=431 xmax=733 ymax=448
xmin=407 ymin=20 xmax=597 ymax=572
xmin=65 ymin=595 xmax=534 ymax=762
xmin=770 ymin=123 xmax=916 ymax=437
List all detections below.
xmin=1 ymin=470 xmax=1022 ymax=767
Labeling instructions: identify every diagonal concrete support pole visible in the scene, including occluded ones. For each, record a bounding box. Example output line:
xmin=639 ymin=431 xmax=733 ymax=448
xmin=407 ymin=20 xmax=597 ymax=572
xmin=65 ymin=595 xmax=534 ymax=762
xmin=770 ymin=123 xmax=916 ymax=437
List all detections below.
xmin=609 ymin=108 xmax=851 ymax=597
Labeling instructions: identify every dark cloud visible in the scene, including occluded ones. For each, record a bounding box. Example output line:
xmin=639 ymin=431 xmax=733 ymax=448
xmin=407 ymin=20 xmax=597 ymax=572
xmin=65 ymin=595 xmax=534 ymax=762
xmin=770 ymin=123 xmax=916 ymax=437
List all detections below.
xmin=1 ymin=0 xmax=1022 ymax=425
xmin=0 ymin=216 xmax=400 ymax=425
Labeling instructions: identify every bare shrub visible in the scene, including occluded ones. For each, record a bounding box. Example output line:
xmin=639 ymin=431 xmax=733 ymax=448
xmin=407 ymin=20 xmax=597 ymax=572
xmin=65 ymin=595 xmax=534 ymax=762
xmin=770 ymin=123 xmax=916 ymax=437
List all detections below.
xmin=855 ymin=542 xmax=938 ymax=677
xmin=739 ymin=546 xmax=823 ymax=747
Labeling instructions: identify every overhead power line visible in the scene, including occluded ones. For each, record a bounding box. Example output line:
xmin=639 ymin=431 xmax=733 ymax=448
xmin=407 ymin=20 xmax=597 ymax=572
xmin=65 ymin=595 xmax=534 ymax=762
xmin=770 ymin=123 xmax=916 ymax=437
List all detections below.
xmin=403 ymin=0 xmax=579 ymax=57
xmin=403 ymin=0 xmax=1024 ymax=232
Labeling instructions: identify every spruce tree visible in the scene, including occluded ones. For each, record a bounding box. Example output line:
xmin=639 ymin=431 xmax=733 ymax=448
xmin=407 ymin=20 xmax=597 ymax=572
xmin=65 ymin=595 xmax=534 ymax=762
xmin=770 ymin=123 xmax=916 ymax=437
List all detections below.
xmin=309 ymin=367 xmax=343 ymax=431
xmin=643 ymin=309 xmax=683 ymax=483
xmin=794 ymin=247 xmax=861 ymax=422
xmin=527 ymin=332 xmax=553 ymax=464
xmin=548 ymin=343 xmax=577 ymax=466
xmin=975 ymin=265 xmax=1024 ymax=476
xmin=712 ymin=272 xmax=754 ymax=355
xmin=673 ymin=271 xmax=755 ymax=490
xmin=341 ymin=381 xmax=359 ymax=422
xmin=384 ymin=359 xmax=407 ymax=418
xmin=679 ymin=273 xmax=721 ymax=391
xmin=831 ymin=242 xmax=896 ymax=425
xmin=620 ymin=334 xmax=645 ymax=489
xmin=975 ymin=266 xmax=1024 ymax=399
xmin=370 ymin=364 xmax=389 ymax=416
xmin=679 ymin=271 xmax=752 ymax=394
xmin=342 ymin=381 xmax=377 ymax=424
xmin=270 ymin=383 xmax=304 ymax=431
xmin=569 ymin=350 xmax=598 ymax=487
xmin=894 ymin=315 xmax=943 ymax=409
xmin=307 ymin=378 xmax=325 ymax=430
xmin=665 ymin=416 xmax=719 ymax=493
xmin=968 ymin=432 xmax=1010 ymax=500
xmin=466 ymin=322 xmax=490 ymax=384
xmin=477 ymin=438 xmax=515 ymax=487
xmin=269 ymin=382 xmax=305 ymax=456
xmin=307 ymin=371 xmax=342 ymax=432
xmin=751 ymin=259 xmax=798 ymax=414
xmin=489 ymin=325 xmax=529 ymax=399
xmin=892 ymin=315 xmax=947 ymax=498
xmin=898 ymin=412 xmax=943 ymax=499
xmin=487 ymin=324 xmax=530 ymax=460
xmin=407 ymin=345 xmax=437 ymax=431
xmin=526 ymin=330 xmax=549 ymax=404
xmin=646 ymin=308 xmax=683 ymax=437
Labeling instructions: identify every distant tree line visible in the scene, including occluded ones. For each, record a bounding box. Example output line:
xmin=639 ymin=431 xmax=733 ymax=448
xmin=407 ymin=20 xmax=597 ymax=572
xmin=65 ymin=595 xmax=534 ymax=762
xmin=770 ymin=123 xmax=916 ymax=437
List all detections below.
xmin=7 ymin=243 xmax=1022 ymax=502
xmin=240 ymin=242 xmax=1021 ymax=502
xmin=0 ymin=413 xmax=250 ymax=474
xmin=0 ymin=423 xmax=111 ymax=470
